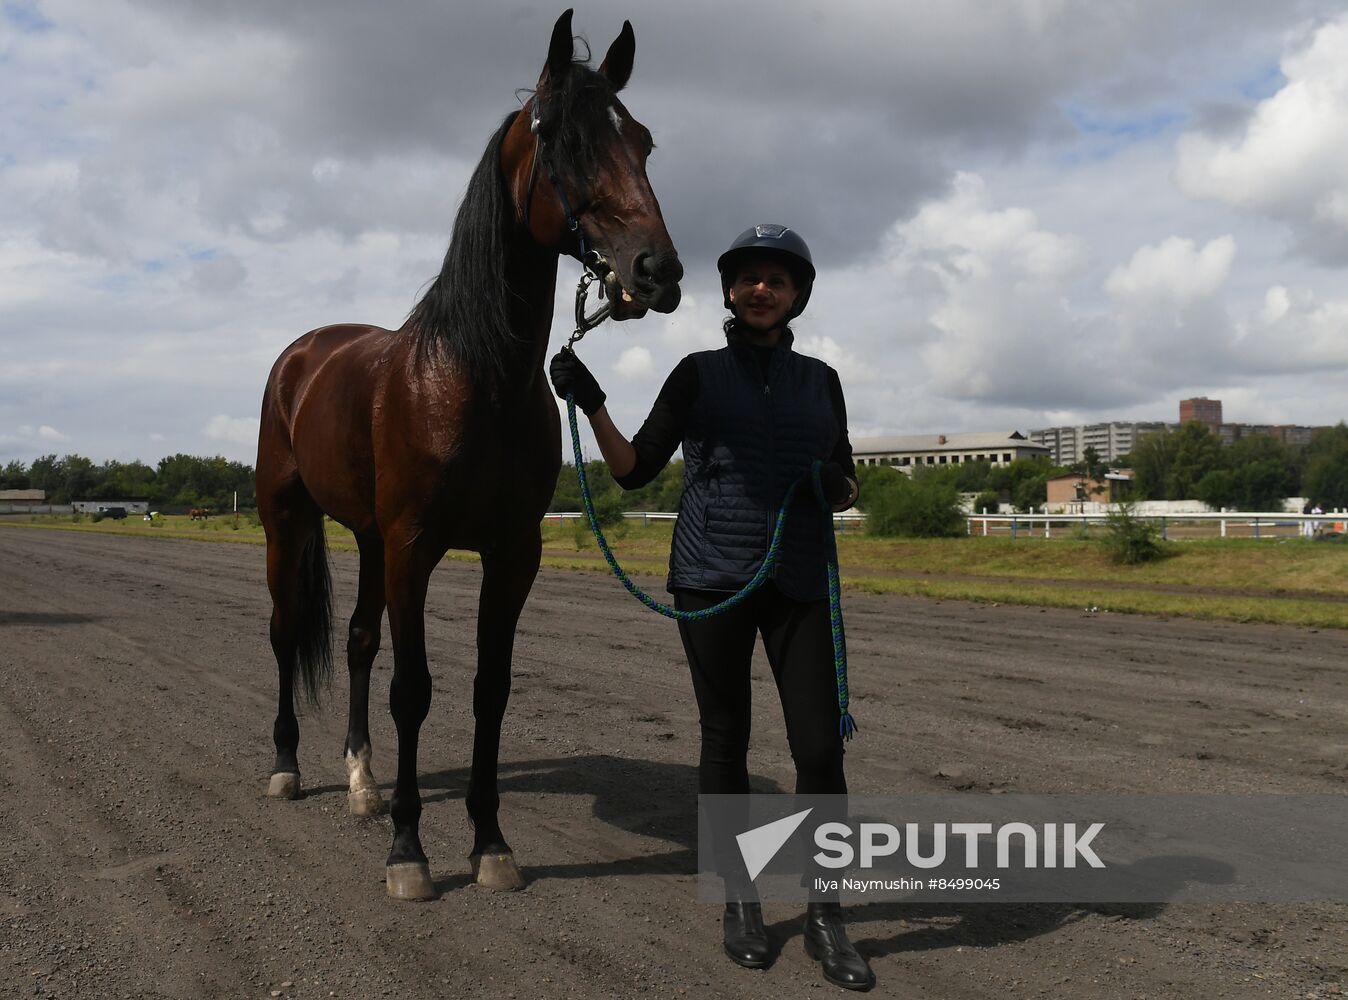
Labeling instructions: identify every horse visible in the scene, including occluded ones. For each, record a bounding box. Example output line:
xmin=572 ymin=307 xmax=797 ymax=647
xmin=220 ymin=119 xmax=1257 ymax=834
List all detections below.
xmin=189 ymin=507 xmax=211 ymax=521
xmin=255 ymin=9 xmax=681 ymax=902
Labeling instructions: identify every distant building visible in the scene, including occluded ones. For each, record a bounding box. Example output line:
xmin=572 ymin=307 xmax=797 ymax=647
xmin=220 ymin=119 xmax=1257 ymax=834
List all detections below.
xmin=1028 ymin=422 xmax=1171 ymax=465
xmin=852 ymin=432 xmax=1049 ymax=473
xmin=1180 ymin=397 xmax=1223 ymax=430
xmin=1045 ymin=471 xmax=1134 ymax=510
xmin=1217 ymin=424 xmax=1326 ymax=449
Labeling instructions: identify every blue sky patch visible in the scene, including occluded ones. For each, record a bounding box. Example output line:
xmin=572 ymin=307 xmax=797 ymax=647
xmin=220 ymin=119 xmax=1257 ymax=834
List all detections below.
xmin=1240 ymin=63 xmax=1286 ymax=102
xmin=1066 ymin=106 xmax=1186 ymax=141
xmin=3 ymin=1 xmax=54 ymax=33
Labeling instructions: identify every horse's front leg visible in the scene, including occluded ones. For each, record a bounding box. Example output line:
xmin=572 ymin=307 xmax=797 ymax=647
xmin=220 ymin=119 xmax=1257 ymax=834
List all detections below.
xmin=467 ymin=530 xmax=541 ymax=891
xmin=382 ymin=540 xmax=438 ymax=901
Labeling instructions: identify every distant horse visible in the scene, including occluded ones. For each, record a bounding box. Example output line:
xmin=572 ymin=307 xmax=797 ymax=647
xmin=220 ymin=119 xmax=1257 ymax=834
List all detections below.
xmin=189 ymin=507 xmax=211 ymax=521
xmin=255 ymin=10 xmax=680 ymax=901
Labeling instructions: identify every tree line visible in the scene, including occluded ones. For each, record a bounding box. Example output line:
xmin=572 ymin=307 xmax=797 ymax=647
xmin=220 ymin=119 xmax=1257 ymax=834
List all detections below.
xmin=9 ymin=421 xmax=1343 ymax=530
xmin=1123 ymin=422 xmax=1348 ymax=511
xmin=1 ymin=454 xmax=257 ymax=510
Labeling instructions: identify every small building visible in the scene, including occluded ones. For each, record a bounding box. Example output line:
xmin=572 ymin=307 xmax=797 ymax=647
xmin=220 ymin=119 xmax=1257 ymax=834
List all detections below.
xmin=1045 ymin=471 xmax=1133 ymax=512
xmin=852 ymin=432 xmax=1050 ymax=473
xmin=0 ymin=489 xmax=45 ymax=506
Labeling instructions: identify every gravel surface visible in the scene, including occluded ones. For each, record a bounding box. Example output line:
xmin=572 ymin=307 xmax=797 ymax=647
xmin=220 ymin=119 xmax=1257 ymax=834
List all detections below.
xmin=0 ymin=526 xmax=1344 ymax=999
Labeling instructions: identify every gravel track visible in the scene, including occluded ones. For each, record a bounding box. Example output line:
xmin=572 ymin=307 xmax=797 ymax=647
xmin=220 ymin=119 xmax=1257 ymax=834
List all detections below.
xmin=0 ymin=526 xmax=1343 ymax=999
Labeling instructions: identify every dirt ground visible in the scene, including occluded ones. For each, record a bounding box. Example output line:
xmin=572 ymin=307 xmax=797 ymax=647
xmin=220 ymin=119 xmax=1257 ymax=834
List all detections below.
xmin=0 ymin=526 xmax=1343 ymax=1000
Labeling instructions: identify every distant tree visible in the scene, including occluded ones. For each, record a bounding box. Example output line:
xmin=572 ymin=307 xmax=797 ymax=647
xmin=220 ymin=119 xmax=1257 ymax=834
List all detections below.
xmin=972 ymin=489 xmax=1001 ymax=514
xmin=1195 ymin=468 xmax=1237 ymax=510
xmin=93 ymin=459 xmax=157 ymax=499
xmin=1165 ymin=421 xmax=1222 ymax=499
xmin=950 ymin=459 xmax=994 ymax=493
xmin=151 ymin=453 xmax=253 ymax=509
xmin=1128 ymin=431 xmax=1175 ymax=500
xmin=25 ymin=453 xmax=96 ymax=503
xmin=1069 ymin=445 xmax=1105 ymax=482
xmin=1304 ymin=423 xmax=1348 ymax=509
xmin=0 ymin=459 xmax=29 ymax=490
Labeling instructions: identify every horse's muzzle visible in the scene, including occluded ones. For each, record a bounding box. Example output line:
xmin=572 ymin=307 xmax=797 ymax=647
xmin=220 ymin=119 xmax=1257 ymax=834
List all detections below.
xmin=631 ymin=250 xmax=683 ymax=313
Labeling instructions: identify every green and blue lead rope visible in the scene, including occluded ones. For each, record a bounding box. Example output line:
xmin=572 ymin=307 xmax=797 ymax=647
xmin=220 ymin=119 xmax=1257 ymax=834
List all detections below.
xmin=566 ymin=395 xmax=857 ymax=740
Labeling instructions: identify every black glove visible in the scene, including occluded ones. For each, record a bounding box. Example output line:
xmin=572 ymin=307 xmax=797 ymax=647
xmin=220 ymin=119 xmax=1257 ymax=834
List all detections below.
xmin=548 ymin=348 xmax=607 ymax=416
xmin=819 ymin=462 xmax=854 ymax=507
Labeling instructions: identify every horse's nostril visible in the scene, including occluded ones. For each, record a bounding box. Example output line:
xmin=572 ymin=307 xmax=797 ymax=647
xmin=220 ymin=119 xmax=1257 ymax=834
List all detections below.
xmin=634 ymin=251 xmax=683 ymax=286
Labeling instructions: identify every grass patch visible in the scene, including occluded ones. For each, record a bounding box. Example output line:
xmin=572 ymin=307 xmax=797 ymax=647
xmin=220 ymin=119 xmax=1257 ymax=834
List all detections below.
xmin=6 ymin=515 xmax=1345 ymax=628
xmin=847 ymin=576 xmax=1348 ymax=630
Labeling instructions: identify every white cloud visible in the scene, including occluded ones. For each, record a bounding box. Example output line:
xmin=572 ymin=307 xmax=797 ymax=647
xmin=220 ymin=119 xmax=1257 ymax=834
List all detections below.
xmin=1176 ymin=14 xmax=1348 ymax=262
xmin=612 ymin=346 xmax=655 ymax=380
xmin=39 ymin=425 xmax=70 ymax=443
xmin=1104 ymin=235 xmax=1236 ymax=305
xmin=203 ymin=415 xmax=260 ymax=446
xmin=795 ymin=335 xmax=878 ymax=385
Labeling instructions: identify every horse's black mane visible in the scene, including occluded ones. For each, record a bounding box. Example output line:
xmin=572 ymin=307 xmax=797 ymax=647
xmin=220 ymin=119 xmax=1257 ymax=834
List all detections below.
xmin=406 ymin=55 xmax=620 ymax=382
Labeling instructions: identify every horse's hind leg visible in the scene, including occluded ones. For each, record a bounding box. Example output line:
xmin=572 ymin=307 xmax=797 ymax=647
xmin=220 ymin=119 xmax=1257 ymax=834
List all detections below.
xmin=344 ymin=532 xmax=386 ymax=817
xmin=263 ymin=515 xmax=318 ymax=800
xmin=466 ymin=531 xmax=541 ymax=891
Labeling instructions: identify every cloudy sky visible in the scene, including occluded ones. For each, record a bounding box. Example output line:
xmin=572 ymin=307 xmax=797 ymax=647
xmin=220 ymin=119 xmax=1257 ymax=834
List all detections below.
xmin=3 ymin=0 xmax=1347 ymax=467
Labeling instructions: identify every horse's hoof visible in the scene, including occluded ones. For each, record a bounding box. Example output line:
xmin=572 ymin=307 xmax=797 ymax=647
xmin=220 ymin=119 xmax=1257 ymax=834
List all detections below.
xmin=386 ymin=862 xmax=436 ymax=901
xmin=267 ymin=772 xmax=302 ymax=800
xmin=348 ymin=787 xmax=385 ymax=817
xmin=471 ymin=852 xmax=525 ymax=891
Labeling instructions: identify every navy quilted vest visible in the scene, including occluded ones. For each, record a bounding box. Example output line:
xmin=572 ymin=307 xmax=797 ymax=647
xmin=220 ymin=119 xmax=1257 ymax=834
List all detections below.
xmin=668 ymin=334 xmax=838 ymax=601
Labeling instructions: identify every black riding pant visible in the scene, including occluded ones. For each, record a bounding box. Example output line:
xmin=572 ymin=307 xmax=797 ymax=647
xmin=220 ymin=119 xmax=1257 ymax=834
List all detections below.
xmin=674 ymin=582 xmax=847 ymax=797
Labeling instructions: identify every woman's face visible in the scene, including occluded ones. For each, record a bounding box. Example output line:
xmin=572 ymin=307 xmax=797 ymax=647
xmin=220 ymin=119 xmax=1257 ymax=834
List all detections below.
xmin=728 ymin=258 xmax=798 ymax=333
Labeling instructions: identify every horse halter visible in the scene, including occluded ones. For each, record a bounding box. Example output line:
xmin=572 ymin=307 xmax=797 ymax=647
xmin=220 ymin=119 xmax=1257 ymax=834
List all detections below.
xmin=520 ymin=100 xmax=617 ymax=348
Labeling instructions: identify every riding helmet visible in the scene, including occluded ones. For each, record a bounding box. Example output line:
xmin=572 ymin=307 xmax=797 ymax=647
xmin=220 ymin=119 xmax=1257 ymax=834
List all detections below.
xmin=717 ymin=224 xmax=816 ymax=319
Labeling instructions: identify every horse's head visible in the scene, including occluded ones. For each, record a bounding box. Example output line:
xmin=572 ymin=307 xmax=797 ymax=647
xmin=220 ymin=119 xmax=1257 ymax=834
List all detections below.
xmin=506 ymin=9 xmax=682 ymax=320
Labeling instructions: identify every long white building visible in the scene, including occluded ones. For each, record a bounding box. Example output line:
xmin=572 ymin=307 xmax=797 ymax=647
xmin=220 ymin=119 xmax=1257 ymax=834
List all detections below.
xmin=852 ymin=432 xmax=1050 ymax=473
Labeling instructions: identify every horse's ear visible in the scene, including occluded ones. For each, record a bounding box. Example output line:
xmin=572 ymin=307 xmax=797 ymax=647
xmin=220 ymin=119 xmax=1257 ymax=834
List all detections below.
xmin=542 ymin=9 xmax=575 ymax=82
xmin=599 ymin=21 xmax=635 ymax=91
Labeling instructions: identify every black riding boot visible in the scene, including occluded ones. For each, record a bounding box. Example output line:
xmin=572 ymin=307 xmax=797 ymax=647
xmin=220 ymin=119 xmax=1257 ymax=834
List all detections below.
xmin=803 ymin=902 xmax=875 ymax=991
xmin=723 ymin=901 xmax=770 ymax=969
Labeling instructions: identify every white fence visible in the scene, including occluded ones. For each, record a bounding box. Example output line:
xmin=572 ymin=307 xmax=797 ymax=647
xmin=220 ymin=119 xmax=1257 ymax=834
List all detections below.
xmin=966 ymin=511 xmax=1348 ymax=540
xmin=541 ymin=509 xmax=1347 ymax=541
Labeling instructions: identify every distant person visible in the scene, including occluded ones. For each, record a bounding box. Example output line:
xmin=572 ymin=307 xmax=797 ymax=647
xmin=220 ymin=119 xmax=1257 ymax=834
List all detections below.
xmin=550 ymin=225 xmax=872 ymax=991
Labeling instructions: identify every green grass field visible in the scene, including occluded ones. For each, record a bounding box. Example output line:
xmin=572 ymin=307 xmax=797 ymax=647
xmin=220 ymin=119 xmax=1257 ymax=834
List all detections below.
xmin=5 ymin=512 xmax=1345 ymax=628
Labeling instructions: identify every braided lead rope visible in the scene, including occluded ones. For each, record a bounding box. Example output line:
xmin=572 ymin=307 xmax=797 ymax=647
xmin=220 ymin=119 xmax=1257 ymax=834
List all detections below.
xmin=565 ymin=395 xmax=857 ymax=739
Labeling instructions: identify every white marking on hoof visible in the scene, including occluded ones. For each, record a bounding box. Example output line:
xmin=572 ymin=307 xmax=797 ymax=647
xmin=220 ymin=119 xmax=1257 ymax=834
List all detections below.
xmin=267 ymin=772 xmax=301 ymax=799
xmin=344 ymin=747 xmax=384 ymax=816
xmin=386 ymin=862 xmax=436 ymax=901
xmin=471 ymin=852 xmax=525 ymax=891
xmin=348 ymin=787 xmax=385 ymax=817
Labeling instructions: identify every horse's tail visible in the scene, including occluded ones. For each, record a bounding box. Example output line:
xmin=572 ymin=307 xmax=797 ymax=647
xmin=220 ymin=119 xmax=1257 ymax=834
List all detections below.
xmin=294 ymin=523 xmax=334 ymax=704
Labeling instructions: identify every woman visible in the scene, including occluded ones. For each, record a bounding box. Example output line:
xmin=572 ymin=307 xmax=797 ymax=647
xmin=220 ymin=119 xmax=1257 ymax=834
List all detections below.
xmin=550 ymin=224 xmax=873 ymax=991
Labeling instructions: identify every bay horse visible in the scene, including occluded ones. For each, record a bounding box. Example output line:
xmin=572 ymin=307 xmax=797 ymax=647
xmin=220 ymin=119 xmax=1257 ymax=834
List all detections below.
xmin=255 ymin=10 xmax=681 ymax=901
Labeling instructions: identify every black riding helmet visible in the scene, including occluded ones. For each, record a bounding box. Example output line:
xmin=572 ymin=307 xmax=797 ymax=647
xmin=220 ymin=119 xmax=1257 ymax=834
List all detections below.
xmin=717 ymin=224 xmax=816 ymax=320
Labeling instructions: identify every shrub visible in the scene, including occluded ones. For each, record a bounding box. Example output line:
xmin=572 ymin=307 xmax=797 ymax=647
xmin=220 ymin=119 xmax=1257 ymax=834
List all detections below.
xmin=972 ymin=490 xmax=1001 ymax=515
xmin=1102 ymin=503 xmax=1170 ymax=564
xmin=863 ymin=470 xmax=964 ymax=538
